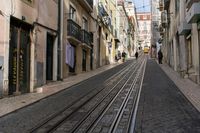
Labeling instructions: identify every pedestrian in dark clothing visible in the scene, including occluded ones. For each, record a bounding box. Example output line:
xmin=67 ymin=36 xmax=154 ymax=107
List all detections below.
xmin=118 ymin=51 xmax=121 ymax=60
xmin=158 ymin=50 xmax=163 ymax=64
xmin=122 ymin=51 xmax=126 ymax=62
xmin=135 ymin=51 xmax=138 ymax=59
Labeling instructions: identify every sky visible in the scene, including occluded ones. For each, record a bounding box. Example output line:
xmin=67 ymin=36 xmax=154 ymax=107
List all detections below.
xmin=132 ymin=0 xmax=151 ymax=13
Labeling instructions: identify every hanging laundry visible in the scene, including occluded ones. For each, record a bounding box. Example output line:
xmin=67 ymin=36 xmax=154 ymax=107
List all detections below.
xmin=66 ymin=43 xmax=74 ymax=68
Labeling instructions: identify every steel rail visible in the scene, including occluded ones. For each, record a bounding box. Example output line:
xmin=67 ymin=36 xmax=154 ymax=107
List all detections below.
xmin=84 ymin=57 xmax=145 ymax=133
xmin=129 ymin=56 xmax=147 ymax=133
xmin=70 ymin=57 xmax=145 ymax=133
xmin=110 ymin=59 xmax=146 ymax=133
xmin=29 ymin=61 xmax=135 ymax=133
xmin=47 ymin=60 xmax=139 ymax=133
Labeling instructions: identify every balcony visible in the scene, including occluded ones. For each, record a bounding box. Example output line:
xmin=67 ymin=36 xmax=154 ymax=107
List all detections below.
xmin=67 ymin=19 xmax=81 ymax=42
xmin=159 ymin=0 xmax=164 ymax=11
xmin=178 ymin=20 xmax=192 ymax=35
xmin=98 ymin=3 xmax=108 ymax=17
xmin=186 ymin=2 xmax=200 ymax=23
xmin=161 ymin=11 xmax=168 ymax=28
xmin=81 ymin=30 xmax=93 ymax=47
xmin=186 ymin=0 xmax=200 ymax=9
xmin=158 ymin=25 xmax=165 ymax=36
xmin=78 ymin=0 xmax=93 ymax=13
xmin=164 ymin=0 xmax=170 ymax=10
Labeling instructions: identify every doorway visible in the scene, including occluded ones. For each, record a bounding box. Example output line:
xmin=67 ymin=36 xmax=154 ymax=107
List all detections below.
xmin=82 ymin=49 xmax=87 ymax=71
xmin=46 ymin=33 xmax=55 ymax=81
xmin=9 ymin=17 xmax=31 ymax=95
xmin=187 ymin=36 xmax=192 ymax=70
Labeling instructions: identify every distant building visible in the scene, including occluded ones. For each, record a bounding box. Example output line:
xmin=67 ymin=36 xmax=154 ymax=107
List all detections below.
xmin=136 ymin=12 xmax=151 ymax=50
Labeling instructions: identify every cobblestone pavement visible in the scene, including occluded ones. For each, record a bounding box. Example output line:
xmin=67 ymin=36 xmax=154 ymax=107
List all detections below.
xmin=0 ymin=61 xmax=132 ymax=133
xmin=160 ymin=63 xmax=200 ymax=112
xmin=135 ymin=59 xmax=200 ymax=133
xmin=0 ymin=61 xmax=123 ymax=117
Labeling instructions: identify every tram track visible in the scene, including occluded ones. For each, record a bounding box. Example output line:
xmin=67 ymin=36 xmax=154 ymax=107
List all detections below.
xmin=29 ymin=59 xmax=139 ymax=133
xmin=72 ymin=58 xmax=146 ymax=133
xmin=47 ymin=57 xmax=145 ymax=133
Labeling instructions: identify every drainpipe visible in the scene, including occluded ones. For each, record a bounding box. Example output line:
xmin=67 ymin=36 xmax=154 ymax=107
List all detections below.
xmin=58 ymin=0 xmax=63 ymax=80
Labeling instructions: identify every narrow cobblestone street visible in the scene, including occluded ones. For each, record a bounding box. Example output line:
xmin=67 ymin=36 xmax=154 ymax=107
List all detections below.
xmin=0 ymin=57 xmax=200 ymax=133
xmin=1 ymin=0 xmax=200 ymax=132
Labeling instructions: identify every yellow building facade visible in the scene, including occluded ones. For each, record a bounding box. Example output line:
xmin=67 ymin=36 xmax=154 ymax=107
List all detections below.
xmin=62 ymin=0 xmax=94 ymax=77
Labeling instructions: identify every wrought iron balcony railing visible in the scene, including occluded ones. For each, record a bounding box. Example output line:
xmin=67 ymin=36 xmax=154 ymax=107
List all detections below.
xmin=186 ymin=0 xmax=200 ymax=10
xmin=78 ymin=0 xmax=93 ymax=12
xmin=81 ymin=30 xmax=93 ymax=46
xmin=86 ymin=0 xmax=93 ymax=9
xmin=67 ymin=19 xmax=81 ymax=41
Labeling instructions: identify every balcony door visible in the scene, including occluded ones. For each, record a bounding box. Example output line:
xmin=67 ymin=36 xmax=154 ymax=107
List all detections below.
xmin=82 ymin=17 xmax=88 ymax=31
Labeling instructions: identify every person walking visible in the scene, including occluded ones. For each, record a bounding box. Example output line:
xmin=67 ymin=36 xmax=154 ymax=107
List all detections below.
xmin=158 ymin=50 xmax=163 ymax=64
xmin=135 ymin=51 xmax=138 ymax=60
xmin=122 ymin=51 xmax=126 ymax=62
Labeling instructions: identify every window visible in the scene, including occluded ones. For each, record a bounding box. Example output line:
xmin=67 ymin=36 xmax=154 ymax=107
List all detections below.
xmin=21 ymin=0 xmax=34 ymax=6
xmin=82 ymin=17 xmax=88 ymax=31
xmin=69 ymin=6 xmax=76 ymax=21
xmin=143 ymin=15 xmax=147 ymax=20
xmin=175 ymin=0 xmax=180 ymax=16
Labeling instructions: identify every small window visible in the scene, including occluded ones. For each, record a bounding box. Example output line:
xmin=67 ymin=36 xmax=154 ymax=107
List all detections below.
xmin=175 ymin=0 xmax=180 ymax=16
xmin=82 ymin=17 xmax=88 ymax=31
xmin=69 ymin=5 xmax=76 ymax=21
xmin=143 ymin=15 xmax=147 ymax=20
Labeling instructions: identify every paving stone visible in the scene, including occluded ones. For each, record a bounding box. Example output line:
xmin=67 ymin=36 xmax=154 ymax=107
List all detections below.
xmin=135 ymin=59 xmax=200 ymax=133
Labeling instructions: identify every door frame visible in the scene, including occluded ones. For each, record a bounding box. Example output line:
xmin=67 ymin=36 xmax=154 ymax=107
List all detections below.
xmin=9 ymin=16 xmax=32 ymax=95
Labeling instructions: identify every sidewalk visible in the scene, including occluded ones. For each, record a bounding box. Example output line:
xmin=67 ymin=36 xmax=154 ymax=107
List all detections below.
xmin=159 ymin=62 xmax=200 ymax=112
xmin=0 ymin=62 xmax=121 ymax=117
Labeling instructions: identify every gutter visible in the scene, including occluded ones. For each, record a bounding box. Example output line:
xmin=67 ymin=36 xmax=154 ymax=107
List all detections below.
xmin=57 ymin=0 xmax=64 ymax=80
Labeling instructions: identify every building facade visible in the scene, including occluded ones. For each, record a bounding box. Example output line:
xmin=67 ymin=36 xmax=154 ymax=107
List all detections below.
xmin=160 ymin=0 xmax=200 ymax=84
xmin=151 ymin=0 xmax=162 ymax=58
xmin=0 ymin=0 xmax=138 ymax=98
xmin=137 ymin=12 xmax=152 ymax=50
xmin=125 ymin=1 xmax=138 ymax=57
xmin=62 ymin=0 xmax=94 ymax=78
xmin=0 ymin=0 xmax=58 ymax=97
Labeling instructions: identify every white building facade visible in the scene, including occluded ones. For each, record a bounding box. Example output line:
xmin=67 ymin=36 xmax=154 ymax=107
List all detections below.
xmin=137 ymin=12 xmax=151 ymax=49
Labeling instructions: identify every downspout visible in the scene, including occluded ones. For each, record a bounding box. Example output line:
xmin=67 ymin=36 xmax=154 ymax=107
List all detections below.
xmin=58 ymin=0 xmax=63 ymax=80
